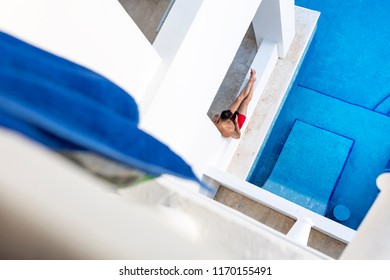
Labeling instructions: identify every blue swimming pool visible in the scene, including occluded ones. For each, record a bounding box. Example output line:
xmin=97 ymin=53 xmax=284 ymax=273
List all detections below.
xmin=247 ymin=0 xmax=390 ymax=230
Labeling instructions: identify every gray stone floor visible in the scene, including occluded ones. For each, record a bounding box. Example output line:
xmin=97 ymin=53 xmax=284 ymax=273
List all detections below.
xmin=118 ymin=0 xmax=170 ymax=44
xmin=207 ymin=24 xmax=257 ymax=120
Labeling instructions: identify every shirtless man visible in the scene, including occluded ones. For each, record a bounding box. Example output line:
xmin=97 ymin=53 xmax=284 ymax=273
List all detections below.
xmin=212 ymin=69 xmax=256 ymax=139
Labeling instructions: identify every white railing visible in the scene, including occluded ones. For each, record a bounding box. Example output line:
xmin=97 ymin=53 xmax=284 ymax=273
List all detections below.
xmin=203 ymin=165 xmax=356 ymax=244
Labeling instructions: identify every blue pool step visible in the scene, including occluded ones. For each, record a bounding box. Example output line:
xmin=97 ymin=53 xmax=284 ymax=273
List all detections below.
xmin=374 ymin=93 xmax=390 ymax=116
xmin=263 ymin=120 xmax=354 ymax=215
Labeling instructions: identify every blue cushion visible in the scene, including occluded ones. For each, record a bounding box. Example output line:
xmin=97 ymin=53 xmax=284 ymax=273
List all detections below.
xmin=0 ymin=31 xmax=207 ymax=189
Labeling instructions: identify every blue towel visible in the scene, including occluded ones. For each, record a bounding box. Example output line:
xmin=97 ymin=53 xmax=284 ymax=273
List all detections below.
xmin=0 ymin=31 xmax=208 ymax=190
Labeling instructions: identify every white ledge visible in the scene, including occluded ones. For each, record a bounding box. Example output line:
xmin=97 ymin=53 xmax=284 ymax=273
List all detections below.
xmin=204 ymin=165 xmax=356 ymax=244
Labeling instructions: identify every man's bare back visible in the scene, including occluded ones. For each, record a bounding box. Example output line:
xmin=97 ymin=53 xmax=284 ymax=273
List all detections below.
xmin=212 ymin=69 xmax=256 ymax=139
xmin=212 ymin=114 xmax=238 ymax=138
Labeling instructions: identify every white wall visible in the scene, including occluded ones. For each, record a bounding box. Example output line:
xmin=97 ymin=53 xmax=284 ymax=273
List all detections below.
xmin=152 ymin=0 xmax=204 ymax=62
xmin=139 ymin=0 xmax=204 ymax=115
xmin=279 ymin=0 xmax=296 ymax=57
xmin=0 ymin=0 xmax=161 ymax=103
xmin=252 ymin=0 xmax=295 ymax=58
xmin=140 ymin=0 xmax=263 ymax=176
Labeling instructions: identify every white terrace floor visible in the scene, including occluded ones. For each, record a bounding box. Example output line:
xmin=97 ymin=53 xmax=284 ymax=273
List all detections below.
xmin=119 ymin=1 xmax=347 ymax=259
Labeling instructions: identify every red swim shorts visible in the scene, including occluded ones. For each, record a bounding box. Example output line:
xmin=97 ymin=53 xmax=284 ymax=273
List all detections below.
xmin=237 ymin=113 xmax=246 ymax=129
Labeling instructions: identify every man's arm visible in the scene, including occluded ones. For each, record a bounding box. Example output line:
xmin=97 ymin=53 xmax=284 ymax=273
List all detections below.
xmin=231 ymin=120 xmax=241 ymax=139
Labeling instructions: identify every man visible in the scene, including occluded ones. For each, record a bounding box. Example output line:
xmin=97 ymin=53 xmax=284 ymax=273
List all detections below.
xmin=212 ymin=69 xmax=256 ymax=139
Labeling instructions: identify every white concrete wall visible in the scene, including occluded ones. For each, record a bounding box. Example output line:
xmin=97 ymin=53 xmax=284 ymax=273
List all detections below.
xmin=140 ymin=0 xmax=263 ymax=177
xmin=0 ymin=0 xmax=161 ymax=103
xmin=279 ymin=0 xmax=296 ymax=57
xmin=153 ymin=0 xmax=204 ymax=62
xmin=139 ymin=0 xmax=204 ymax=115
xmin=252 ymin=0 xmax=295 ymax=58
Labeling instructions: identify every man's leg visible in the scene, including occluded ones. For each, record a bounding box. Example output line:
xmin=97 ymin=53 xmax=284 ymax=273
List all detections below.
xmin=230 ymin=69 xmax=256 ymax=115
xmin=228 ymin=69 xmax=256 ymax=113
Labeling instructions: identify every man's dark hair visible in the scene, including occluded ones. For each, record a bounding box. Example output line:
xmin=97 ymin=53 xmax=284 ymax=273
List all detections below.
xmin=220 ymin=110 xmax=232 ymax=120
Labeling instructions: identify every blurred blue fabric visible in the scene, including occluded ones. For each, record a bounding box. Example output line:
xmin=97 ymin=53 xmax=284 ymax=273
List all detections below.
xmin=0 ymin=31 xmax=206 ymax=188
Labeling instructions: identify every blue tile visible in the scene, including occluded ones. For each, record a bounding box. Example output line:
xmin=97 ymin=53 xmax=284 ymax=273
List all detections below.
xmin=263 ymin=120 xmax=353 ymax=215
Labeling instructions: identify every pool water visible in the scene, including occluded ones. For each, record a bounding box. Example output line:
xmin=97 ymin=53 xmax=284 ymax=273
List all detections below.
xmin=247 ymin=0 xmax=390 ymax=230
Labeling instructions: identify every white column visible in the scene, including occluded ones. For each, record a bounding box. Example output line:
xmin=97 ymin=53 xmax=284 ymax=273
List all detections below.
xmin=252 ymin=0 xmax=295 ymax=58
xmin=287 ymin=217 xmax=314 ymax=245
xmin=341 ymin=173 xmax=390 ymax=259
xmin=140 ymin=0 xmax=263 ymax=176
xmin=139 ymin=0 xmax=204 ymax=116
xmin=152 ymin=0 xmax=204 ymax=62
